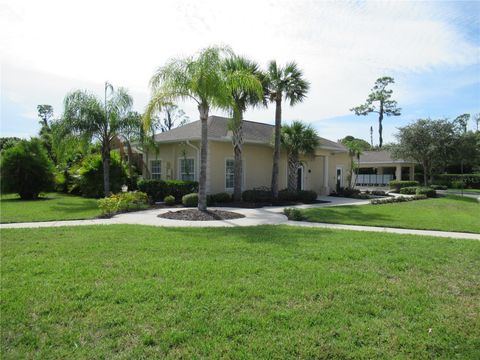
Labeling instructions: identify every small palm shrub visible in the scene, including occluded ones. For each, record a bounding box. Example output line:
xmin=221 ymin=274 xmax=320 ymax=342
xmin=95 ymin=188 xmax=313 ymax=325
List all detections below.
xmin=164 ymin=195 xmax=176 ymax=205
xmin=98 ymin=191 xmax=149 ymax=216
xmin=182 ymin=193 xmax=198 ymax=207
xmin=0 ymin=139 xmax=55 ymax=199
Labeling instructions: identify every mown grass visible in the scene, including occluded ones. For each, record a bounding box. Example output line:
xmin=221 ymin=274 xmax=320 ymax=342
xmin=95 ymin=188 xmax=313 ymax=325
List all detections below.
xmin=300 ymin=195 xmax=480 ymax=233
xmin=1 ymin=225 xmax=479 ymax=359
xmin=0 ymin=193 xmax=100 ymax=223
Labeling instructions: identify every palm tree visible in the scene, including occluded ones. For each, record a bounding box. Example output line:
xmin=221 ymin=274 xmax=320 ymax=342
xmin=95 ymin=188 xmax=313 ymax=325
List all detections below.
xmin=60 ymin=84 xmax=133 ymax=196
xmin=281 ymin=121 xmax=319 ymax=191
xmin=223 ymin=55 xmax=265 ymax=201
xmin=144 ymin=46 xmax=261 ymax=210
xmin=265 ymin=61 xmax=310 ymax=199
xmin=343 ymin=140 xmax=365 ymax=189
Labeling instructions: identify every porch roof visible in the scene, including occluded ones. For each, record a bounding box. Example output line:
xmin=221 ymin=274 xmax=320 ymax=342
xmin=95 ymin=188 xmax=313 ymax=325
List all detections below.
xmin=358 ymin=150 xmax=415 ymax=165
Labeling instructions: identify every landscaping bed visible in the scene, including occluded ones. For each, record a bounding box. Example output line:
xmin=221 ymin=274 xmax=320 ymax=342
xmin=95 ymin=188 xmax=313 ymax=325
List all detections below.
xmin=158 ymin=209 xmax=244 ymax=221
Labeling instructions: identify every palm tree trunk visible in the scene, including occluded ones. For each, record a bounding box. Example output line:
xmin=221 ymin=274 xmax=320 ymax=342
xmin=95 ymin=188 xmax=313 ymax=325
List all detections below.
xmin=378 ymin=101 xmax=384 ymax=148
xmin=198 ymin=104 xmax=209 ymax=211
xmin=287 ymin=154 xmax=298 ymax=191
xmin=271 ymin=95 xmax=282 ymax=199
xmin=232 ymin=113 xmax=244 ymax=202
xmin=102 ymin=144 xmax=110 ymax=197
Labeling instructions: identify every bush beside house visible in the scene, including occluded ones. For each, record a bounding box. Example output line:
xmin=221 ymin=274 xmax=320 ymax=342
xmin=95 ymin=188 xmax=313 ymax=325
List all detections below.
xmin=138 ymin=180 xmax=198 ymax=203
xmin=0 ymin=139 xmax=55 ymax=199
xmin=97 ymin=191 xmax=149 ymax=217
xmin=389 ymin=180 xmax=419 ymax=192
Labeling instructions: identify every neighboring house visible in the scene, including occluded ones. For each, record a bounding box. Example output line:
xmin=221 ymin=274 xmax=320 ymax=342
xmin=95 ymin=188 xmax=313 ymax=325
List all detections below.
xmin=356 ymin=150 xmax=416 ymax=186
xmin=140 ymin=115 xmax=350 ymax=195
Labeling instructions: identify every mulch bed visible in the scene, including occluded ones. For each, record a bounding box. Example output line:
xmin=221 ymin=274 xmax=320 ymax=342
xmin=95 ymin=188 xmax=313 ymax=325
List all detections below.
xmin=158 ymin=209 xmax=245 ymax=221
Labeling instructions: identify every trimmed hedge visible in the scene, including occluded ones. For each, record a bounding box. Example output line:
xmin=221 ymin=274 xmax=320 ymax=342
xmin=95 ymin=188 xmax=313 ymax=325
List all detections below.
xmin=242 ymin=189 xmax=273 ymax=203
xmin=207 ymin=192 xmax=232 ymax=206
xmin=371 ymin=195 xmax=427 ymax=205
xmin=138 ymin=179 xmax=198 ymax=202
xmin=399 ymin=186 xmax=417 ymax=195
xmin=97 ymin=191 xmax=149 ymax=217
xmin=416 ymin=187 xmax=436 ymax=198
xmin=242 ymin=189 xmax=318 ymax=204
xmin=430 ymin=184 xmax=447 ymax=190
xmin=389 ymin=180 xmax=419 ymax=192
xmin=182 ymin=193 xmax=198 ymax=207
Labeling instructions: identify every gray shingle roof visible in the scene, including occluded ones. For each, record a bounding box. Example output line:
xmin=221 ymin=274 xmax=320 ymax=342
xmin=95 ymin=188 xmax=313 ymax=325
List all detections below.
xmin=359 ymin=150 xmax=413 ymax=164
xmin=154 ymin=115 xmax=347 ymax=152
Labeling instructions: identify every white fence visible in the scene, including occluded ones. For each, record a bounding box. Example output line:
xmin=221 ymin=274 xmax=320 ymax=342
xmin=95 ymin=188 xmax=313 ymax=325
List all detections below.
xmin=356 ymin=174 xmax=394 ymax=186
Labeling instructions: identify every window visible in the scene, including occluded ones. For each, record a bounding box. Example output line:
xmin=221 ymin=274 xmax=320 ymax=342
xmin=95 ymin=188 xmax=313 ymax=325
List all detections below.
xmin=150 ymin=160 xmax=161 ymax=180
xmin=225 ymin=159 xmax=235 ymax=190
xmin=180 ymin=158 xmax=195 ymax=181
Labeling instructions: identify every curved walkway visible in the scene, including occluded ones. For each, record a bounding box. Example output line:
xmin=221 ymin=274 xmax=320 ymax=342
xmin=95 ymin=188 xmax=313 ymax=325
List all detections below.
xmin=1 ymin=196 xmax=479 ymax=240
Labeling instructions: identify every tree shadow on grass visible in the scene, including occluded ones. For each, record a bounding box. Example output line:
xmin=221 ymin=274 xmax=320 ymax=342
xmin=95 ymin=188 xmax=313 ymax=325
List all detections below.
xmin=49 ymin=201 xmax=99 ymax=214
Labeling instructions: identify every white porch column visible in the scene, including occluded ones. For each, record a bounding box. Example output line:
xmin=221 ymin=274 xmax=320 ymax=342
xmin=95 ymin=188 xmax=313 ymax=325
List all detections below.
xmin=395 ymin=165 xmax=402 ymax=181
xmin=323 ymin=155 xmax=329 ymax=195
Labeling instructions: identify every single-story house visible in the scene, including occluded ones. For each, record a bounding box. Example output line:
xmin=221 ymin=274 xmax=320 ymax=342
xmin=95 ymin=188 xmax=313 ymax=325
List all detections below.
xmin=356 ymin=150 xmax=416 ymax=186
xmin=139 ymin=115 xmax=351 ymax=195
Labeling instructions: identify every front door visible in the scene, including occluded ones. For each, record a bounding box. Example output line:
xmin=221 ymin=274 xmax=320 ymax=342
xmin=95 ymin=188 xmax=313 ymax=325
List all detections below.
xmin=297 ymin=166 xmax=303 ymax=191
xmin=336 ymin=166 xmax=343 ymax=191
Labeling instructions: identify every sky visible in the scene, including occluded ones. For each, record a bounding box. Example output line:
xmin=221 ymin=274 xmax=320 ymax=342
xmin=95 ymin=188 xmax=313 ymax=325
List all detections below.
xmin=1 ymin=0 xmax=479 ymax=144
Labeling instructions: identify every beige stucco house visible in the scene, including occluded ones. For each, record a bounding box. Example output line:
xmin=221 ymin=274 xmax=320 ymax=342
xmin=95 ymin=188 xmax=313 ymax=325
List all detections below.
xmin=140 ymin=115 xmax=351 ymax=195
xmin=356 ymin=150 xmax=416 ymax=186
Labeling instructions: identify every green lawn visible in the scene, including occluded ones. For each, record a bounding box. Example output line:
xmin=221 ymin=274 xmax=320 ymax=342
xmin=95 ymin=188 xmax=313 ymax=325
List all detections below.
xmin=0 ymin=193 xmax=100 ymax=223
xmin=1 ymin=225 xmax=479 ymax=359
xmin=300 ymin=195 xmax=480 ymax=233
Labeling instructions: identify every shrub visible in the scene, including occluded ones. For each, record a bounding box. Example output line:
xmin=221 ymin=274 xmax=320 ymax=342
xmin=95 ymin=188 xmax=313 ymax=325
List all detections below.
xmin=77 ymin=153 xmax=127 ymax=198
xmin=97 ymin=191 xmax=149 ymax=216
xmin=389 ymin=180 xmax=419 ymax=192
xmin=278 ymin=189 xmax=298 ymax=202
xmin=430 ymin=184 xmax=447 ymax=190
xmin=297 ymin=190 xmax=318 ymax=204
xmin=207 ymin=192 xmax=232 ymax=205
xmin=399 ymin=186 xmax=417 ymax=195
xmin=0 ymin=139 xmax=55 ymax=199
xmin=451 ymin=180 xmax=464 ymax=189
xmin=283 ymin=208 xmax=304 ymax=221
xmin=138 ymin=179 xmax=198 ymax=202
xmin=371 ymin=195 xmax=427 ymax=205
xmin=182 ymin=193 xmax=198 ymax=207
xmin=416 ymin=187 xmax=436 ymax=198
xmin=164 ymin=195 xmax=176 ymax=205
xmin=242 ymin=189 xmax=273 ymax=203
xmin=332 ymin=187 xmax=360 ymax=197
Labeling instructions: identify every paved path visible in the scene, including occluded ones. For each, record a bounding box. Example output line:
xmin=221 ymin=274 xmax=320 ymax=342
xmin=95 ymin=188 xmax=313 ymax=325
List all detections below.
xmin=1 ymin=196 xmax=478 ymax=240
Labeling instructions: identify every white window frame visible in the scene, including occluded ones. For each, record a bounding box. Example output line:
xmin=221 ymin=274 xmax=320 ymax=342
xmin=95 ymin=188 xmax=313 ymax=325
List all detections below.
xmin=224 ymin=157 xmax=245 ymax=192
xmin=150 ymin=159 xmax=162 ymax=180
xmin=225 ymin=158 xmax=235 ymax=191
xmin=178 ymin=157 xmax=195 ymax=181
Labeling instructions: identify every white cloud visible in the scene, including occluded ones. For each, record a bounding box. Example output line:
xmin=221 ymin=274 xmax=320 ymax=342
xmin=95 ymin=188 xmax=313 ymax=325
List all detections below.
xmin=1 ymin=0 xmax=478 ymax=139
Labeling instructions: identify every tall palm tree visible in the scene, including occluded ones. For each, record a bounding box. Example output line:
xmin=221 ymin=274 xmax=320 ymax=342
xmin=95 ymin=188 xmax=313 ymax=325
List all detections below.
xmin=61 ymin=84 xmax=133 ymax=196
xmin=280 ymin=121 xmax=319 ymax=191
xmin=144 ymin=46 xmax=261 ymax=210
xmin=265 ymin=61 xmax=310 ymax=199
xmin=342 ymin=140 xmax=366 ymax=189
xmin=223 ymin=56 xmax=265 ymax=201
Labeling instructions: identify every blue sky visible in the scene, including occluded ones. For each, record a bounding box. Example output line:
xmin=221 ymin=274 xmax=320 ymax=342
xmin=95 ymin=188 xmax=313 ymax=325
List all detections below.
xmin=1 ymin=0 xmax=479 ymax=144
